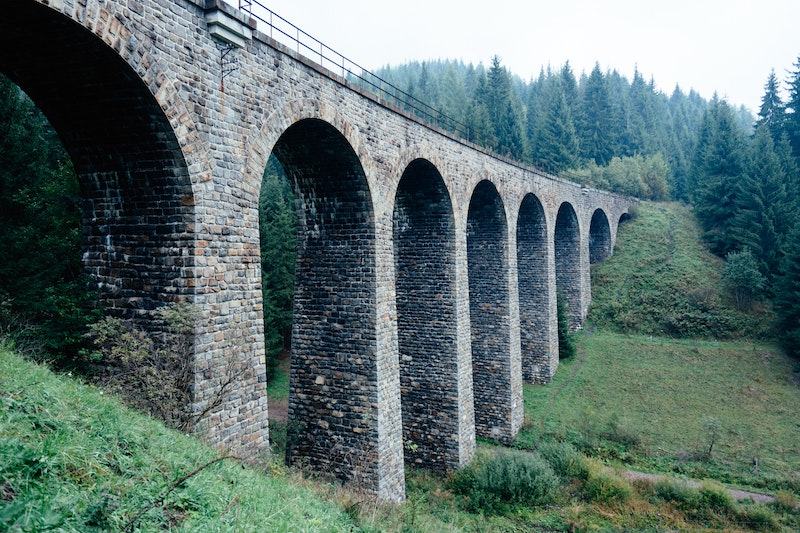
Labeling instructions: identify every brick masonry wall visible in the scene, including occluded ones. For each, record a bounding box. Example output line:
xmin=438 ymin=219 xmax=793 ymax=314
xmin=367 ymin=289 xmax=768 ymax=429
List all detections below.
xmin=8 ymin=0 xmax=634 ymax=502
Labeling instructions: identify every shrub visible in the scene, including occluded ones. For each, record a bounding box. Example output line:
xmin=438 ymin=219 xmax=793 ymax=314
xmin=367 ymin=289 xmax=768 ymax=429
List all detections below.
xmin=771 ymin=490 xmax=798 ymax=514
xmin=653 ymin=478 xmax=699 ymax=508
xmin=85 ymin=303 xmax=245 ymax=433
xmin=737 ymin=506 xmax=780 ymax=532
xmin=449 ymin=451 xmax=559 ymax=514
xmin=696 ymin=480 xmax=735 ymax=517
xmin=538 ymin=441 xmax=590 ymax=480
xmin=582 ymin=466 xmax=632 ymax=505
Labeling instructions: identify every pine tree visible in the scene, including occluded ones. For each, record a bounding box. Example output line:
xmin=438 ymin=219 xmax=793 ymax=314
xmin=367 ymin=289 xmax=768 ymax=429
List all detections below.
xmin=784 ymin=55 xmax=800 ymax=162
xmin=259 ymin=156 xmax=297 ymax=377
xmin=0 ymin=74 xmax=94 ymax=359
xmin=730 ymin=127 xmax=799 ymax=279
xmin=774 ymin=224 xmax=800 ymax=358
xmin=531 ymin=77 xmax=580 ymax=172
xmin=578 ymin=63 xmax=615 ymax=165
xmin=485 ymin=56 xmax=526 ymax=159
xmin=690 ymin=96 xmax=749 ymax=256
xmin=755 ymin=70 xmax=786 ymax=143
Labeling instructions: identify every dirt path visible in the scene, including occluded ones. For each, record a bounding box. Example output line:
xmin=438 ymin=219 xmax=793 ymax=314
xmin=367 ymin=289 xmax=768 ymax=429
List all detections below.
xmin=618 ymin=469 xmax=779 ymax=505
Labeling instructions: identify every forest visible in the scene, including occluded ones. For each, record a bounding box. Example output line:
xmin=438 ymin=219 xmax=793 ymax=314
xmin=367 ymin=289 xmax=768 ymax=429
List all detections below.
xmin=1 ymin=52 xmax=800 ymax=370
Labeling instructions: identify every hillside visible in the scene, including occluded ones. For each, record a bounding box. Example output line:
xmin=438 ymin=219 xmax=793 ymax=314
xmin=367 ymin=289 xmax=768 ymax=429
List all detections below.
xmin=589 ymin=202 xmax=774 ymax=339
xmin=0 ymin=346 xmax=356 ymax=532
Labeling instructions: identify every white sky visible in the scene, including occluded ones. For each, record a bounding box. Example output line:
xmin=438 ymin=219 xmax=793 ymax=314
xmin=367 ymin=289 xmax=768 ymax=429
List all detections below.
xmin=234 ymin=0 xmax=800 ymax=113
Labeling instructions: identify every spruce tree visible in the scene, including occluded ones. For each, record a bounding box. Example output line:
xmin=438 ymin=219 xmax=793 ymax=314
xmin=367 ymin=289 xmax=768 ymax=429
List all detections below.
xmin=690 ymin=96 xmax=749 ymax=256
xmin=783 ymin=55 xmax=800 ymax=162
xmin=755 ymin=70 xmax=786 ymax=143
xmin=774 ymin=224 xmax=800 ymax=358
xmin=259 ymin=156 xmax=297 ymax=378
xmin=578 ymin=63 xmax=615 ymax=165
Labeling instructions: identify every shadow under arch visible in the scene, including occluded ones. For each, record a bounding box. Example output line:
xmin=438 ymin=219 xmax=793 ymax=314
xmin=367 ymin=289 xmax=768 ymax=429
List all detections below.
xmin=269 ymin=118 xmax=383 ymax=492
xmin=0 ymin=1 xmax=197 ymax=319
xmin=589 ymin=209 xmax=612 ymax=264
xmin=467 ymin=179 xmax=521 ymax=444
xmin=393 ymin=157 xmax=467 ymax=472
xmin=517 ymin=192 xmax=556 ymax=383
xmin=555 ymin=202 xmax=581 ymax=330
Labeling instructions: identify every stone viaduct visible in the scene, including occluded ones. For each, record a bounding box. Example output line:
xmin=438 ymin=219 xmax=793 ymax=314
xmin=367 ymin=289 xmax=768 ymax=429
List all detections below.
xmin=1 ymin=0 xmax=633 ymax=502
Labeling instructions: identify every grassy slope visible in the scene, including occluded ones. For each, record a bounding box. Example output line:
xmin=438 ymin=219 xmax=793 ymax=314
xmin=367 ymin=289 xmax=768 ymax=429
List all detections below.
xmin=521 ymin=202 xmax=799 ymax=490
xmin=589 ymin=202 xmax=771 ymax=338
xmin=0 ymin=347 xmax=355 ymax=532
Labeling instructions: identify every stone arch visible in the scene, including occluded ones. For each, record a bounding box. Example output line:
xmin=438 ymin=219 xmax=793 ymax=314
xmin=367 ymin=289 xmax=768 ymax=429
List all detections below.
xmin=555 ymin=202 xmax=582 ymax=330
xmin=0 ymin=1 xmax=204 ymax=320
xmin=393 ymin=158 xmax=462 ymax=472
xmin=268 ymin=118 xmax=382 ymax=493
xmin=589 ymin=209 xmax=612 ymax=264
xmin=244 ymin=99 xmax=367 ymax=199
xmin=516 ymin=193 xmax=555 ymax=383
xmin=467 ymin=179 xmax=520 ymax=443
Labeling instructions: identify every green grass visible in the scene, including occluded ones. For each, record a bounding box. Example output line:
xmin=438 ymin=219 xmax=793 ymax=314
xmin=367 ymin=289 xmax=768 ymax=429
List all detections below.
xmin=0 ymin=346 xmax=356 ymax=532
xmin=520 ymin=331 xmax=800 ymax=490
xmin=590 ymin=202 xmax=773 ymax=338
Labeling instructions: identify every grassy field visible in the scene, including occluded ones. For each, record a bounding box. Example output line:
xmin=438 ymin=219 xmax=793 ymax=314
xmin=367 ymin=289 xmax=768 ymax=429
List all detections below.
xmin=519 ymin=331 xmax=800 ymax=490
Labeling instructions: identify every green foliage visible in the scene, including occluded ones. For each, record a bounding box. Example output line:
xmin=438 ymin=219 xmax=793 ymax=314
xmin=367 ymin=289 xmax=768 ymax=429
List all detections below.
xmin=774 ymin=224 xmax=800 ymax=358
xmin=556 ymin=291 xmax=576 ymax=359
xmin=86 ymin=303 xmax=200 ymax=431
xmin=721 ymin=248 xmax=765 ymax=311
xmin=537 ymin=441 xmax=590 ymax=480
xmin=0 ymin=74 xmax=97 ymax=361
xmin=589 ymin=202 xmax=772 ymax=338
xmin=582 ymin=467 xmax=632 ymax=504
xmin=0 ymin=347 xmax=355 ymax=532
xmin=259 ymin=156 xmax=296 ymax=379
xmin=449 ymin=450 xmax=559 ymax=514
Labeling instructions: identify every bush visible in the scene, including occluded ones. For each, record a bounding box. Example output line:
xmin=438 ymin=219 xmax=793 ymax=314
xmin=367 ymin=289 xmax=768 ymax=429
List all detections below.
xmin=771 ymin=490 xmax=798 ymax=514
xmin=738 ymin=506 xmax=780 ymax=532
xmin=582 ymin=467 xmax=632 ymax=505
xmin=538 ymin=441 xmax=590 ymax=480
xmin=653 ymin=478 xmax=699 ymax=508
xmin=449 ymin=451 xmax=560 ymax=514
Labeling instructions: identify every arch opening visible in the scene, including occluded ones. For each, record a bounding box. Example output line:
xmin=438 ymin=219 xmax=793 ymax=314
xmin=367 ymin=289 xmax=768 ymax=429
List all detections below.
xmin=269 ymin=118 xmax=378 ymax=488
xmin=393 ymin=158 xmax=459 ymax=471
xmin=589 ymin=209 xmax=612 ymax=264
xmin=555 ymin=203 xmax=581 ymax=330
xmin=516 ymin=193 xmax=553 ymax=383
xmin=466 ymin=180 xmax=516 ymax=443
xmin=0 ymin=1 xmax=196 ymax=322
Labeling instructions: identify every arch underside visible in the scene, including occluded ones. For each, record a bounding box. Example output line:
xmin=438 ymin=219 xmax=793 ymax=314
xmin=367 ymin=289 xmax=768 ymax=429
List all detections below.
xmin=272 ymin=119 xmax=380 ymax=488
xmin=0 ymin=1 xmax=195 ymax=319
xmin=393 ymin=159 xmax=460 ymax=472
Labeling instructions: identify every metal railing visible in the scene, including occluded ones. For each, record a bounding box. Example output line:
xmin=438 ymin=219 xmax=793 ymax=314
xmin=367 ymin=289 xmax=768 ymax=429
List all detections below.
xmin=237 ymin=0 xmax=471 ymax=139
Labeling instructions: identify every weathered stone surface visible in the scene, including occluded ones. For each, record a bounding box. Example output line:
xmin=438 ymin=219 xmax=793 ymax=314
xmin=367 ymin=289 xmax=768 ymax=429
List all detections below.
xmin=1 ymin=0 xmax=633 ymax=503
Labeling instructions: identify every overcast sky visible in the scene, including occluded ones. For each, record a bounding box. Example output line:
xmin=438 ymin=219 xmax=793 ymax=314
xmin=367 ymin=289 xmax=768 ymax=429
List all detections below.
xmin=235 ymin=0 xmax=800 ymax=113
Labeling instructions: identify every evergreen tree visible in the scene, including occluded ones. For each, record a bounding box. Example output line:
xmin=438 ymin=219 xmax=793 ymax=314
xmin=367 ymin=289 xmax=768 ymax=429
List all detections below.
xmin=755 ymin=70 xmax=786 ymax=143
xmin=530 ymin=76 xmax=580 ymax=172
xmin=484 ymin=56 xmax=526 ymax=159
xmin=578 ymin=63 xmax=615 ymax=165
xmin=730 ymin=126 xmax=798 ymax=279
xmin=784 ymin=55 xmax=800 ymax=162
xmin=0 ymin=74 xmax=95 ymax=360
xmin=259 ymin=156 xmax=297 ymax=378
xmin=689 ymin=96 xmax=749 ymax=256
xmin=774 ymin=224 xmax=800 ymax=358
